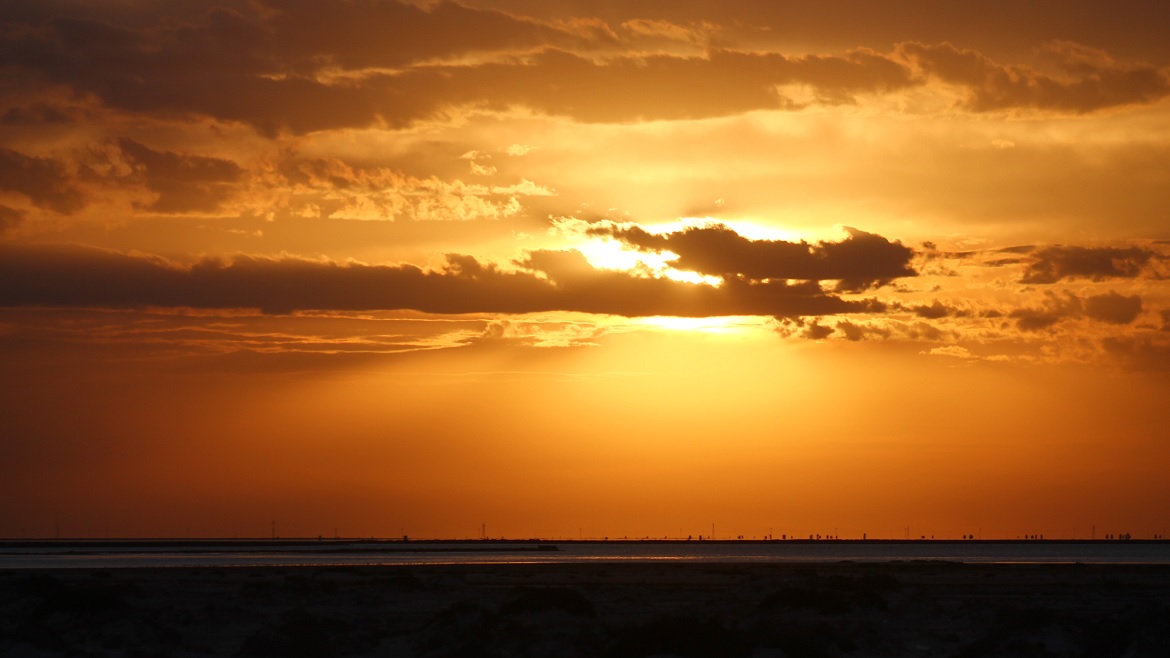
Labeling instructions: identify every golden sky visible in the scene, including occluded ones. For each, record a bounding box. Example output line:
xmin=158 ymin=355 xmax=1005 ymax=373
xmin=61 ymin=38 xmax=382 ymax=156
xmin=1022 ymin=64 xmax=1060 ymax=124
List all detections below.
xmin=2 ymin=0 xmax=1169 ymax=540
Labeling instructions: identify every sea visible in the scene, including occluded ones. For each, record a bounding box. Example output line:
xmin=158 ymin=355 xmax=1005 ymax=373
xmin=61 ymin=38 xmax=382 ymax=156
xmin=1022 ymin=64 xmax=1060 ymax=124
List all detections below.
xmin=2 ymin=539 xmax=1170 ymax=569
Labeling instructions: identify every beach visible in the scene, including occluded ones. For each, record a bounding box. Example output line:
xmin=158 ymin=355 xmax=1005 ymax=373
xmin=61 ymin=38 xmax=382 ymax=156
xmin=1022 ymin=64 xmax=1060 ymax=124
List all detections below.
xmin=3 ymin=560 xmax=1169 ymax=657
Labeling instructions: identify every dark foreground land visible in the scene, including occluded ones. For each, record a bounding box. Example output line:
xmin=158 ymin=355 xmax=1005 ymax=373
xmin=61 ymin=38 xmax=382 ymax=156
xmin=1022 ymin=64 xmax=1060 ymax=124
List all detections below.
xmin=2 ymin=561 xmax=1169 ymax=657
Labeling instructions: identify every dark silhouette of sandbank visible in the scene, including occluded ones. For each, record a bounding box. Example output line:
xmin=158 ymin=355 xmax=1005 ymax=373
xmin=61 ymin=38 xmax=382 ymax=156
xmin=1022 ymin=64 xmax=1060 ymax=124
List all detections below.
xmin=2 ymin=560 xmax=1169 ymax=656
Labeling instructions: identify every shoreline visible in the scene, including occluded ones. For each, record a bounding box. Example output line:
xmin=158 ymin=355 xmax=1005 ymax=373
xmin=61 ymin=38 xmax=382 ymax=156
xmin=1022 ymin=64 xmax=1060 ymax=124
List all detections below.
xmin=3 ymin=537 xmax=1165 ymax=548
xmin=6 ymin=538 xmax=1170 ymax=572
xmin=2 ymin=561 xmax=1168 ymax=656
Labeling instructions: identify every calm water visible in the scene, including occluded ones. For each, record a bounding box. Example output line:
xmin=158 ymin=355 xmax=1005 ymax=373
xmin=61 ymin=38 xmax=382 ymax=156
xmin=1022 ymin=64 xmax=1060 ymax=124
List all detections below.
xmin=3 ymin=540 xmax=1170 ymax=569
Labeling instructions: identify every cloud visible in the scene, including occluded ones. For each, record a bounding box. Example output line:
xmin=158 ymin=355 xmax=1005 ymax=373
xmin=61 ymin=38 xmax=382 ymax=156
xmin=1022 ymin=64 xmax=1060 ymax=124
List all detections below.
xmin=112 ymin=138 xmax=244 ymax=213
xmin=621 ymin=18 xmax=705 ymax=43
xmin=469 ymin=162 xmax=497 ymax=176
xmin=268 ymin=154 xmax=544 ymax=221
xmin=369 ymin=47 xmax=917 ymax=126
xmin=909 ymin=300 xmax=951 ymax=319
xmin=1009 ymin=290 xmax=1143 ymax=331
xmin=0 ymin=140 xmax=246 ymax=217
xmin=0 ymin=243 xmax=890 ymax=319
xmin=518 ymin=248 xmax=889 ymax=317
xmin=590 ymin=223 xmax=916 ymax=290
xmin=491 ymin=179 xmax=554 ymax=196
xmin=455 ymin=1 xmax=1170 ymax=66
xmin=1010 ymin=306 xmax=1065 ymax=332
xmin=4 ymin=2 xmax=1169 ymax=139
xmin=1020 ymin=245 xmax=1157 ymax=283
xmin=0 ymin=148 xmax=86 ymax=213
xmin=0 ymin=205 xmax=23 ymax=233
xmin=1083 ymin=291 xmax=1143 ymax=325
xmin=836 ymin=319 xmax=891 ymax=341
xmin=1101 ymin=336 xmax=1170 ymax=374
xmin=469 ymin=318 xmax=605 ymax=348
xmin=12 ymin=2 xmax=1169 ymax=140
xmin=899 ymin=40 xmax=1170 ymax=113
xmin=926 ymin=345 xmax=973 ymax=359
xmin=0 ymin=102 xmax=83 ymax=126
xmin=259 ymin=0 xmax=610 ymax=70
xmin=0 ymin=7 xmax=919 ymax=133
xmin=803 ymin=322 xmax=834 ymax=340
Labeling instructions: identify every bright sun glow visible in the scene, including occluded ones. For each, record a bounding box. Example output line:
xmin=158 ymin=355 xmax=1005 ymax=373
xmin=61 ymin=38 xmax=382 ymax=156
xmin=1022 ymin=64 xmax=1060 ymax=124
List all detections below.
xmin=632 ymin=315 xmax=763 ymax=334
xmin=574 ymin=236 xmax=722 ymax=285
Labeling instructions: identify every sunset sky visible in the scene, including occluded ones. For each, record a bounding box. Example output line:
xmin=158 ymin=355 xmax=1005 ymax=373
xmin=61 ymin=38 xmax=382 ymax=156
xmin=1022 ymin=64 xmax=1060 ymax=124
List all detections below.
xmin=2 ymin=0 xmax=1169 ymax=541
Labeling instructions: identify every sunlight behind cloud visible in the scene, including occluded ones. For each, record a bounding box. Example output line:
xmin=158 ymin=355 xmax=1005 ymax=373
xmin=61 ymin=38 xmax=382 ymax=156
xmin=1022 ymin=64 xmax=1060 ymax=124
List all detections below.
xmin=571 ymin=230 xmax=725 ymax=285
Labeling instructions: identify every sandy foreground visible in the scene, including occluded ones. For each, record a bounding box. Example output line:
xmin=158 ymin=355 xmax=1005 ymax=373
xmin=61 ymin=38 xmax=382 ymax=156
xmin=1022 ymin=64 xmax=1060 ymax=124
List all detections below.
xmin=2 ymin=561 xmax=1169 ymax=657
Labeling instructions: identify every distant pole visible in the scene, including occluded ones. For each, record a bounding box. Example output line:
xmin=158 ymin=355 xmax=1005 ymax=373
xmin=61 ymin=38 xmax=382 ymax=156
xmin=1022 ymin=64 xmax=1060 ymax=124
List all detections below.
xmin=271 ymin=520 xmax=275 ymax=540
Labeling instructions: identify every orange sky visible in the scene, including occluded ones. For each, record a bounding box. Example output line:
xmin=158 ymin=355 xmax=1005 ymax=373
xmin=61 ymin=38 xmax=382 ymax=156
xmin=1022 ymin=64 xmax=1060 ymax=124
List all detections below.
xmin=2 ymin=0 xmax=1169 ymax=540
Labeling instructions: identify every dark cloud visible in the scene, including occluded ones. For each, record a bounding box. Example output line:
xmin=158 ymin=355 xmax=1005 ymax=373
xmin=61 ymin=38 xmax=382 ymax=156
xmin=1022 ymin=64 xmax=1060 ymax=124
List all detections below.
xmin=0 ymin=4 xmax=595 ymax=135
xmin=259 ymin=0 xmax=611 ymax=70
xmin=590 ymin=223 xmax=916 ymax=291
xmin=803 ymin=322 xmax=834 ymax=340
xmin=985 ymin=258 xmax=1026 ymax=268
xmin=112 ymin=138 xmax=244 ymax=213
xmin=0 ymin=16 xmax=920 ymax=133
xmin=518 ymin=247 xmax=888 ymax=316
xmin=1083 ymin=291 xmax=1142 ymax=325
xmin=905 ymin=321 xmax=947 ymax=341
xmin=1009 ymin=291 xmax=1143 ymax=331
xmin=6 ymin=2 xmax=1164 ymax=134
xmin=910 ymin=300 xmax=951 ymax=319
xmin=835 ymin=320 xmax=892 ymax=341
xmin=1021 ymin=245 xmax=1156 ymax=284
xmin=430 ymin=47 xmax=916 ymax=123
xmin=1010 ymin=307 xmax=1064 ymax=332
xmin=0 ymin=205 xmax=23 ymax=233
xmin=0 ymin=7 xmax=403 ymax=135
xmin=1101 ymin=336 xmax=1170 ymax=374
xmin=0 ymin=243 xmax=888 ymax=319
xmin=0 ymin=102 xmax=80 ymax=125
xmin=462 ymin=1 xmax=1170 ymax=66
xmin=1009 ymin=291 xmax=1082 ymax=332
xmin=899 ymin=41 xmax=1170 ymax=113
xmin=0 ymin=140 xmax=245 ymax=217
xmin=0 ymin=147 xmax=85 ymax=213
